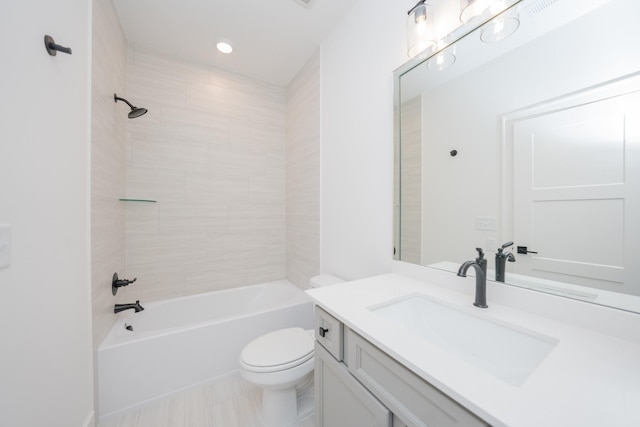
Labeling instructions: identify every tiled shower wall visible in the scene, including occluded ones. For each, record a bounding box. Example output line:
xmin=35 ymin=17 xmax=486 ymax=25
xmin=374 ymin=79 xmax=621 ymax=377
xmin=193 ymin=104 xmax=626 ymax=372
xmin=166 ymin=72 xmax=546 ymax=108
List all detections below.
xmin=399 ymin=95 xmax=422 ymax=264
xmin=91 ymin=0 xmax=127 ymax=348
xmin=121 ymin=46 xmax=288 ymax=302
xmin=286 ymin=51 xmax=320 ymax=288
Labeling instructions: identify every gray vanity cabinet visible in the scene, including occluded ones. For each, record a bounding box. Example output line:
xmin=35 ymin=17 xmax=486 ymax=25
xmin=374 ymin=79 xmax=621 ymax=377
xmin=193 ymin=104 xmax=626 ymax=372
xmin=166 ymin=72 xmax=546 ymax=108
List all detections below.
xmin=314 ymin=306 xmax=390 ymax=427
xmin=315 ymin=342 xmax=391 ymax=427
xmin=313 ymin=306 xmax=490 ymax=427
xmin=348 ymin=330 xmax=490 ymax=427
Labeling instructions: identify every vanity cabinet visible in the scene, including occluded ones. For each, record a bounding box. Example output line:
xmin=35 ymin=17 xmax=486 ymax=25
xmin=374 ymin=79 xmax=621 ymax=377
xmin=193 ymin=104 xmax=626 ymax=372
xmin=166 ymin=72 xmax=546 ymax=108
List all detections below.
xmin=314 ymin=306 xmax=489 ymax=427
xmin=315 ymin=342 xmax=391 ymax=427
xmin=315 ymin=305 xmax=344 ymax=360
xmin=348 ymin=330 xmax=489 ymax=427
xmin=314 ymin=306 xmax=390 ymax=426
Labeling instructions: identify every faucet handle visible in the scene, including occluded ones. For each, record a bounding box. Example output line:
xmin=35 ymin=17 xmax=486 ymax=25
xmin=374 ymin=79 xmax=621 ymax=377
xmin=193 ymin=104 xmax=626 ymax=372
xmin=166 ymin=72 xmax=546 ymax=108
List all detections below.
xmin=475 ymin=247 xmax=484 ymax=259
xmin=112 ymin=273 xmax=138 ymax=296
xmin=497 ymin=241 xmax=514 ymax=254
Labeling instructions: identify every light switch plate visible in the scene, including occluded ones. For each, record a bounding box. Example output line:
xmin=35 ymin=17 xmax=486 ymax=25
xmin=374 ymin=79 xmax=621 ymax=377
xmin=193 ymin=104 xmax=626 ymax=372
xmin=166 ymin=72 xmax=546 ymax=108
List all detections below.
xmin=476 ymin=216 xmax=497 ymax=231
xmin=0 ymin=224 xmax=11 ymax=269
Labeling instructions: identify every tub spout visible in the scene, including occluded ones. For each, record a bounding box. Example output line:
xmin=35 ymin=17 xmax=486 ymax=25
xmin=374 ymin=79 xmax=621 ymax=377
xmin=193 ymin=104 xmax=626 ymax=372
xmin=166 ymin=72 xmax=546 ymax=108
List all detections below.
xmin=114 ymin=300 xmax=144 ymax=314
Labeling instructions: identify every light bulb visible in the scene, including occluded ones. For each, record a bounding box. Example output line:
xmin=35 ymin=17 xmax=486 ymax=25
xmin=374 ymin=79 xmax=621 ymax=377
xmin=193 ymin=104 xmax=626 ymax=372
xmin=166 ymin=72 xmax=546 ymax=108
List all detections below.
xmin=493 ymin=18 xmax=505 ymax=34
xmin=216 ymin=42 xmax=233 ymax=54
xmin=406 ymin=1 xmax=436 ymax=59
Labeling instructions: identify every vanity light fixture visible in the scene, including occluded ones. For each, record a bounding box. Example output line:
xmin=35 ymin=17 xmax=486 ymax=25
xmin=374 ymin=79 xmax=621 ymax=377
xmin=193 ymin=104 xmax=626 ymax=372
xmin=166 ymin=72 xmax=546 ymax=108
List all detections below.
xmin=407 ymin=0 xmax=436 ymax=59
xmin=460 ymin=0 xmax=496 ymax=23
xmin=428 ymin=41 xmax=456 ymax=71
xmin=480 ymin=7 xmax=520 ymax=42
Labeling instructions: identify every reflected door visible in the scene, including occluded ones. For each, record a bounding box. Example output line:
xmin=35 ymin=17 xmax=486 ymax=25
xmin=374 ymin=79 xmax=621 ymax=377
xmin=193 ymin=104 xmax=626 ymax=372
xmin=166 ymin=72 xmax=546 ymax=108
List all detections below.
xmin=512 ymin=90 xmax=640 ymax=294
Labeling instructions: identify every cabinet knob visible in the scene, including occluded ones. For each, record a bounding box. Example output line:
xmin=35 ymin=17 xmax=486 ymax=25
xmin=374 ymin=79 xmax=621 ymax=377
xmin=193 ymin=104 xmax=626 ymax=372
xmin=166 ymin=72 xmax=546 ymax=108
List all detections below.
xmin=319 ymin=327 xmax=329 ymax=338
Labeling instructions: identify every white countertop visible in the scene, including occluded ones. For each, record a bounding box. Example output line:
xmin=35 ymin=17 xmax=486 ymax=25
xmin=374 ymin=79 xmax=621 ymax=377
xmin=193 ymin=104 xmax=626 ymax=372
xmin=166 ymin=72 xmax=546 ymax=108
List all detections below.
xmin=307 ymin=263 xmax=640 ymax=427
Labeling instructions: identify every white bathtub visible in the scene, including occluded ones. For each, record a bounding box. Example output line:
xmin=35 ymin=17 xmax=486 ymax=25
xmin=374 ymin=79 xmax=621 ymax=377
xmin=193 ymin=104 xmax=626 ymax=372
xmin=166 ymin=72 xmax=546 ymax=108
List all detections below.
xmin=97 ymin=280 xmax=313 ymax=420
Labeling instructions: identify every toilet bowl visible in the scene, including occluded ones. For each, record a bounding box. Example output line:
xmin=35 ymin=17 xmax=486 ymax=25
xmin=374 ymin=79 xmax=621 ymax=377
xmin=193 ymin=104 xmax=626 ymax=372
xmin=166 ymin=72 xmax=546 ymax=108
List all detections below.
xmin=240 ymin=327 xmax=314 ymax=426
xmin=238 ymin=275 xmax=343 ymax=427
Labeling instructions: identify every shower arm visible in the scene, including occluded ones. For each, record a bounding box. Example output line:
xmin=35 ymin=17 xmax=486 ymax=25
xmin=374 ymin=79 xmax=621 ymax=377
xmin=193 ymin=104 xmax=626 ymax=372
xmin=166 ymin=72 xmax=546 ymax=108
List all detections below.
xmin=114 ymin=94 xmax=135 ymax=109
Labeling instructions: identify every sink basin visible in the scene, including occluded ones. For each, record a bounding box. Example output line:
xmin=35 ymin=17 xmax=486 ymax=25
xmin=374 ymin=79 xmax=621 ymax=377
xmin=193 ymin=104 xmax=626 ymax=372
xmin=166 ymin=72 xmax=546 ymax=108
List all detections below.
xmin=370 ymin=294 xmax=557 ymax=386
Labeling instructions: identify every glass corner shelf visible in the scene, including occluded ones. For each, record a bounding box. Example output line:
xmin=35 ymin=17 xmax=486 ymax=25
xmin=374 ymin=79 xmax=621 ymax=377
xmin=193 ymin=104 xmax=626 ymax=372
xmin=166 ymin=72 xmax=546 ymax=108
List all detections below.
xmin=118 ymin=198 xmax=157 ymax=203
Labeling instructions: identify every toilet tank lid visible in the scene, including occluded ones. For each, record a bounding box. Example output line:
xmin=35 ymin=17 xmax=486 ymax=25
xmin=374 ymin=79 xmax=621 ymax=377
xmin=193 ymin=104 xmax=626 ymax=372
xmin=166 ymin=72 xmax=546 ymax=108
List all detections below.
xmin=309 ymin=274 xmax=344 ymax=288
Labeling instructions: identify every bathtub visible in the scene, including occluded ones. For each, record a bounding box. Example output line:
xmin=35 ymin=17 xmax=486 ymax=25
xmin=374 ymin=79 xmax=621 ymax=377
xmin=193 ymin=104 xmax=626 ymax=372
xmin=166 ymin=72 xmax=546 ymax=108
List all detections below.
xmin=97 ymin=280 xmax=313 ymax=420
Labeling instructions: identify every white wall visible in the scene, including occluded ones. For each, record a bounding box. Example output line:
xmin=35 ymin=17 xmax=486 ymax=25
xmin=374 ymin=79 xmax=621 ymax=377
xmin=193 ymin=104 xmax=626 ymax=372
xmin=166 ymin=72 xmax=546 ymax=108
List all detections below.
xmin=0 ymin=1 xmax=94 ymax=426
xmin=320 ymin=0 xmax=409 ymax=279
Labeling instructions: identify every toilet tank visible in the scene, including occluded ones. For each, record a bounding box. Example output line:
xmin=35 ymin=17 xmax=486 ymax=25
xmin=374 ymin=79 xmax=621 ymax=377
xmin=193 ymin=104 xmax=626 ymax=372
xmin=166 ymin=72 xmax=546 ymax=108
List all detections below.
xmin=309 ymin=274 xmax=344 ymax=289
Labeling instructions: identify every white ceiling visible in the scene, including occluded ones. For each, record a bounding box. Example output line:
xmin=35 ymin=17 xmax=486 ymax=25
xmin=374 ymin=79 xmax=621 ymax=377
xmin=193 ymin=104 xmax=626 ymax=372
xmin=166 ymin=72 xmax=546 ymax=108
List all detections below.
xmin=112 ymin=0 xmax=360 ymax=87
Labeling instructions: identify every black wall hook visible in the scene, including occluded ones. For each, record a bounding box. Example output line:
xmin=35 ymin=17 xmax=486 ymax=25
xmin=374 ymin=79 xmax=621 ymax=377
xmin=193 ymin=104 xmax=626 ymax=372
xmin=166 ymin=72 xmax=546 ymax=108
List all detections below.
xmin=44 ymin=35 xmax=72 ymax=56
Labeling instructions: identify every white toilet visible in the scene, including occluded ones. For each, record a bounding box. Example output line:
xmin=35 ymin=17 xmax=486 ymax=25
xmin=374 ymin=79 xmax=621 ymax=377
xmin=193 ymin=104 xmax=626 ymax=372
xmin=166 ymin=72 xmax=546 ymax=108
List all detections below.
xmin=239 ymin=275 xmax=344 ymax=427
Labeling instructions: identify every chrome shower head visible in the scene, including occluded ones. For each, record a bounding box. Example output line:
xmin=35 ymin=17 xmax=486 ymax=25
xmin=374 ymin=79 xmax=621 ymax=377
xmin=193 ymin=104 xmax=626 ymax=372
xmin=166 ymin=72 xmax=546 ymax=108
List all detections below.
xmin=114 ymin=94 xmax=148 ymax=119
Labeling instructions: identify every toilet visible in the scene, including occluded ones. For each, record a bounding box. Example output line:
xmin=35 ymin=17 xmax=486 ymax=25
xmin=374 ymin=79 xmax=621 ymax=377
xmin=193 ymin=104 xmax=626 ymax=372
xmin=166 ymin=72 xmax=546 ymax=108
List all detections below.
xmin=239 ymin=275 xmax=344 ymax=427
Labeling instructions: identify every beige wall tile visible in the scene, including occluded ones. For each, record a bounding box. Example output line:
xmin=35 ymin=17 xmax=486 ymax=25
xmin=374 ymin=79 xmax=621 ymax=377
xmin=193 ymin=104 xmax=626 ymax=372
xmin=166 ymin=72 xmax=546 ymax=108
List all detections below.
xmin=91 ymin=0 xmax=127 ymax=348
xmin=93 ymin=39 xmax=320 ymax=318
xmin=399 ymin=95 xmax=422 ymax=264
xmin=286 ymin=51 xmax=321 ymax=288
xmin=124 ymin=47 xmax=288 ymax=302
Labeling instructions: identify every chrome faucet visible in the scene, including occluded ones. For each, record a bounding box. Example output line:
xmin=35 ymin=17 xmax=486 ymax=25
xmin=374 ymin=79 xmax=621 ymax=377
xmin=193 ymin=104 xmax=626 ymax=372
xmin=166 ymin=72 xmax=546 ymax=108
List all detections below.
xmin=495 ymin=241 xmax=516 ymax=283
xmin=114 ymin=300 xmax=144 ymax=313
xmin=457 ymin=248 xmax=488 ymax=308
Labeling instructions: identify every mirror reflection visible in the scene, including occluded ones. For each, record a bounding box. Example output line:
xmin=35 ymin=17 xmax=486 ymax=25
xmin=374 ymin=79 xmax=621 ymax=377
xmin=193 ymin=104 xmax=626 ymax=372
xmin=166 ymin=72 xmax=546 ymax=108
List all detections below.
xmin=395 ymin=0 xmax=640 ymax=312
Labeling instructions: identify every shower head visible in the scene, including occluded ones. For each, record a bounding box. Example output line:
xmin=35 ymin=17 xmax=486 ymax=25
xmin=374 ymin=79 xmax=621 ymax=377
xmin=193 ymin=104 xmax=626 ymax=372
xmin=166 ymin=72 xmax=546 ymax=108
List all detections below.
xmin=114 ymin=94 xmax=148 ymax=119
xmin=128 ymin=106 xmax=148 ymax=119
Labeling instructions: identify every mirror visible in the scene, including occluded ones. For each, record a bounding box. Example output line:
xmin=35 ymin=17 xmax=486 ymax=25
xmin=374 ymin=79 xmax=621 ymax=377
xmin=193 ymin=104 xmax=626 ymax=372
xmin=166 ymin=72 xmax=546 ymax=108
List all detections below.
xmin=395 ymin=0 xmax=640 ymax=313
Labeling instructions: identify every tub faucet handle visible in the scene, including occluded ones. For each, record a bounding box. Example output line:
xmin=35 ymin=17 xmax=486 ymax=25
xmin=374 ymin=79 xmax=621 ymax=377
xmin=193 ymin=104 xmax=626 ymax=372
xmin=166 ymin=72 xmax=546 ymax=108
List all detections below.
xmin=112 ymin=272 xmax=138 ymax=295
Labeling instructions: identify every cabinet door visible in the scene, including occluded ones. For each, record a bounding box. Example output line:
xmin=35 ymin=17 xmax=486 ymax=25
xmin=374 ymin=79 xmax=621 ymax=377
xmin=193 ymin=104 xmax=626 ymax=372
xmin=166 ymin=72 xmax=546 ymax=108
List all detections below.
xmin=315 ymin=306 xmax=344 ymax=361
xmin=315 ymin=342 xmax=391 ymax=427
xmin=348 ymin=330 xmax=489 ymax=427
xmin=393 ymin=414 xmax=409 ymax=427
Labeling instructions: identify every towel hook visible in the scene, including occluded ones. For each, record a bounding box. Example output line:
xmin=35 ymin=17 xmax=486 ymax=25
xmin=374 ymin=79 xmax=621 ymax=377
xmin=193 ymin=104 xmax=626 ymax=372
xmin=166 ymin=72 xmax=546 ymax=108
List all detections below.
xmin=44 ymin=35 xmax=72 ymax=56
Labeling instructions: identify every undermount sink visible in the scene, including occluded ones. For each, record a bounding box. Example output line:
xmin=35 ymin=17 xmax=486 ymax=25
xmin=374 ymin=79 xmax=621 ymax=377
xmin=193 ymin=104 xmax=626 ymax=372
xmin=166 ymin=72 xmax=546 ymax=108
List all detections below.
xmin=370 ymin=294 xmax=557 ymax=386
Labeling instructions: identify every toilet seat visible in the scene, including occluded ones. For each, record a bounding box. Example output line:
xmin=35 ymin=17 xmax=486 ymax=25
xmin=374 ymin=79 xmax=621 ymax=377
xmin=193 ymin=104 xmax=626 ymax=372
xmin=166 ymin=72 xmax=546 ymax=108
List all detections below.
xmin=240 ymin=327 xmax=314 ymax=373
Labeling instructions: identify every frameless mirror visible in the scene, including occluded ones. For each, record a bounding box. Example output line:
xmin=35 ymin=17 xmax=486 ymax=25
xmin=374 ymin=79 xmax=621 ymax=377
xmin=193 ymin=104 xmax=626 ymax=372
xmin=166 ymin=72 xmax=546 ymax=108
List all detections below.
xmin=395 ymin=0 xmax=640 ymax=313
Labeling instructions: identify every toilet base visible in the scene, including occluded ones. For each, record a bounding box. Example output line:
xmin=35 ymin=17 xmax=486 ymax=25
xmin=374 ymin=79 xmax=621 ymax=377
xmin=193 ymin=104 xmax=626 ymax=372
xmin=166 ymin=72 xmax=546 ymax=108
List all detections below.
xmin=296 ymin=375 xmax=314 ymax=419
xmin=259 ymin=375 xmax=313 ymax=427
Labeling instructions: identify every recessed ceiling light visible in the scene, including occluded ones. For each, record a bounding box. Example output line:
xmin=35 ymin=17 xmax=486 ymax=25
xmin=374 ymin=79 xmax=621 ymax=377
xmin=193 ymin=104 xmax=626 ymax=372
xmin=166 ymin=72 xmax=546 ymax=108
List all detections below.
xmin=216 ymin=41 xmax=233 ymax=54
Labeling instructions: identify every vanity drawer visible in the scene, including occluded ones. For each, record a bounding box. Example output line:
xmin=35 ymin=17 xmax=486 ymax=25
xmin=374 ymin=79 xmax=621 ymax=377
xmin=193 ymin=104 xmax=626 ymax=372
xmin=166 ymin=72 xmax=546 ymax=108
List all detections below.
xmin=315 ymin=306 xmax=344 ymax=361
xmin=347 ymin=330 xmax=489 ymax=427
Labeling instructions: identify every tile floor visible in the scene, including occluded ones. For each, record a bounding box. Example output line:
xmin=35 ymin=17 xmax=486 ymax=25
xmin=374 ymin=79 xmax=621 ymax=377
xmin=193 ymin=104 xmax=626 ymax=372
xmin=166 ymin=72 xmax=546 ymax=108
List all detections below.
xmin=99 ymin=373 xmax=315 ymax=427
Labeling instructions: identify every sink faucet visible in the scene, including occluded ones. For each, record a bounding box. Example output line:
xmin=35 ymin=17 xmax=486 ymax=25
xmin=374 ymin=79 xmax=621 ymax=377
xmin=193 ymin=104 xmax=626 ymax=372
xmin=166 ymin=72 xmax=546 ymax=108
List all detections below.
xmin=495 ymin=241 xmax=516 ymax=282
xmin=457 ymin=248 xmax=488 ymax=308
xmin=114 ymin=300 xmax=144 ymax=313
